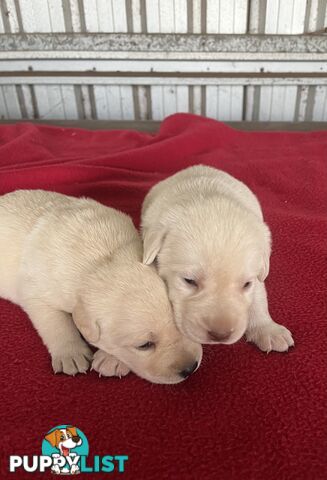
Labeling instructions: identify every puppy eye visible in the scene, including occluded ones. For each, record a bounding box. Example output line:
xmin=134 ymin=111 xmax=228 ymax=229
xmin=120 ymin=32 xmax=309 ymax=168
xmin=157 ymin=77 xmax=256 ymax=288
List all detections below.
xmin=60 ymin=435 xmax=65 ymax=441
xmin=243 ymin=281 xmax=252 ymax=289
xmin=137 ymin=341 xmax=155 ymax=350
xmin=183 ymin=278 xmax=198 ymax=287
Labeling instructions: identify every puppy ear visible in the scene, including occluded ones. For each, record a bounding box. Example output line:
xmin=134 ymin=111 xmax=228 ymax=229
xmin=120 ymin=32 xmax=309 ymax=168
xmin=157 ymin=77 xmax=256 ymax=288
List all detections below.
xmin=258 ymin=223 xmax=271 ymax=282
xmin=142 ymin=227 xmax=165 ymax=265
xmin=45 ymin=430 xmax=59 ymax=447
xmin=72 ymin=299 xmax=101 ymax=344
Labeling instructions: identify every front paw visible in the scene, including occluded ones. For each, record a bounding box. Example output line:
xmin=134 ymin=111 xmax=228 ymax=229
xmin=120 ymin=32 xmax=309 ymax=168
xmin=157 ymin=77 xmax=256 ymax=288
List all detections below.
xmin=51 ymin=341 xmax=93 ymax=375
xmin=51 ymin=464 xmax=61 ymax=474
xmin=92 ymin=350 xmax=130 ymax=378
xmin=246 ymin=321 xmax=294 ymax=353
xmin=70 ymin=464 xmax=79 ymax=474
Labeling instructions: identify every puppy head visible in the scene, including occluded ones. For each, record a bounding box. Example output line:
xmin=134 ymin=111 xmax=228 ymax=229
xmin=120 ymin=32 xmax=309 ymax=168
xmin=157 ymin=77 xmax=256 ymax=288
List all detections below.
xmin=73 ymin=261 xmax=202 ymax=384
xmin=45 ymin=427 xmax=81 ymax=450
xmin=143 ymin=197 xmax=271 ymax=344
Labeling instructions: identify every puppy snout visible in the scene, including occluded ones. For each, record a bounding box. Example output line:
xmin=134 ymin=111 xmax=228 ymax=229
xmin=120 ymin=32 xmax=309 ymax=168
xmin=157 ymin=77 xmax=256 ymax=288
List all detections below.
xmin=179 ymin=361 xmax=198 ymax=379
xmin=207 ymin=330 xmax=232 ymax=343
xmin=72 ymin=436 xmax=80 ymax=443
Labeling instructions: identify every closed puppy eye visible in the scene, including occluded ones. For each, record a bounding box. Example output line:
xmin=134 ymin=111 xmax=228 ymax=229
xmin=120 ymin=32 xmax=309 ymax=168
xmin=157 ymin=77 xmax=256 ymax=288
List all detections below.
xmin=243 ymin=281 xmax=252 ymax=289
xmin=137 ymin=341 xmax=155 ymax=350
xmin=183 ymin=278 xmax=198 ymax=287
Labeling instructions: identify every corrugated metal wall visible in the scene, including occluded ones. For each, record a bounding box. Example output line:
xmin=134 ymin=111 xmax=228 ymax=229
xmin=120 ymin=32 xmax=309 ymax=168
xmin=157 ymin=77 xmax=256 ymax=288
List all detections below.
xmin=0 ymin=0 xmax=326 ymax=122
xmin=1 ymin=0 xmax=326 ymax=34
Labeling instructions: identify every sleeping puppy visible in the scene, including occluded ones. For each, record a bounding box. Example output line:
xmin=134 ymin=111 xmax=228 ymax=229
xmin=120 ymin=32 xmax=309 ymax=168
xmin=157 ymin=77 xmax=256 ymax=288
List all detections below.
xmin=141 ymin=165 xmax=294 ymax=352
xmin=0 ymin=190 xmax=202 ymax=384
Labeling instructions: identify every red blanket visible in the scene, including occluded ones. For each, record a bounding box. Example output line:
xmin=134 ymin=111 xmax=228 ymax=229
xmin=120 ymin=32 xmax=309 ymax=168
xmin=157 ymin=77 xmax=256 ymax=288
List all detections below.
xmin=0 ymin=114 xmax=326 ymax=479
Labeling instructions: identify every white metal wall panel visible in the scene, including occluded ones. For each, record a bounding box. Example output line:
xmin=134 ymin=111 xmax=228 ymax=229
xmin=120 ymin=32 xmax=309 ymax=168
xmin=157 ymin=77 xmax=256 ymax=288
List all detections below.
xmin=192 ymin=0 xmax=202 ymax=33
xmin=0 ymin=82 xmax=326 ymax=122
xmin=131 ymin=0 xmax=143 ymax=33
xmin=21 ymin=85 xmax=36 ymax=118
xmin=146 ymin=0 xmax=160 ymax=32
xmin=271 ymin=86 xmax=297 ymax=121
xmin=120 ymin=86 xmax=135 ymax=119
xmin=258 ymin=86 xmax=273 ymax=121
xmin=248 ymin=0 xmax=262 ymax=33
xmin=0 ymin=87 xmax=8 ymax=118
xmin=191 ymin=86 xmax=203 ymax=115
xmin=306 ymin=0 xmax=327 ymax=32
xmin=290 ymin=0 xmax=308 ymax=33
xmin=151 ymin=86 xmax=164 ymax=120
xmin=61 ymin=85 xmax=79 ymax=119
xmin=34 ymin=86 xmax=65 ymax=119
xmin=80 ymin=85 xmax=94 ymax=119
xmin=265 ymin=0 xmax=307 ymax=34
xmin=47 ymin=0 xmax=66 ymax=32
xmin=1 ymin=0 xmax=326 ymax=33
xmin=19 ymin=0 xmax=52 ymax=32
xmin=173 ymin=0 xmax=188 ymax=33
xmin=263 ymin=1 xmax=308 ymax=120
xmin=93 ymin=85 xmax=134 ymax=120
xmin=111 ymin=0 xmax=128 ymax=32
xmin=136 ymin=86 xmax=149 ymax=120
xmin=281 ymin=86 xmax=298 ymax=121
xmin=83 ymin=0 xmax=128 ymax=32
xmin=70 ymin=0 xmax=83 ymax=31
xmin=33 ymin=85 xmax=79 ymax=120
xmin=206 ymin=86 xmax=244 ymax=121
xmin=163 ymin=85 xmax=188 ymax=116
xmin=0 ymin=10 xmax=4 ymax=33
xmin=151 ymin=85 xmax=189 ymax=120
xmin=146 ymin=0 xmax=188 ymax=33
xmin=83 ymin=0 xmax=100 ymax=32
xmin=93 ymin=85 xmax=108 ymax=119
xmin=207 ymin=0 xmax=248 ymax=33
xmin=312 ymin=86 xmax=327 ymax=120
xmin=106 ymin=85 xmax=124 ymax=119
xmin=1 ymin=86 xmax=21 ymax=119
xmin=258 ymin=86 xmax=298 ymax=121
xmin=5 ymin=0 xmax=20 ymax=32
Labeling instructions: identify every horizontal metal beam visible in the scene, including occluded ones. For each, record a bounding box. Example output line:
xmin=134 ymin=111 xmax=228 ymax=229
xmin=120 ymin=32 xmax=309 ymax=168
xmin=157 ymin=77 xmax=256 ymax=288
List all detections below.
xmin=1 ymin=33 xmax=327 ymax=58
xmin=3 ymin=51 xmax=327 ymax=61
xmin=0 ymin=75 xmax=326 ymax=86
xmin=1 ymin=59 xmax=327 ymax=74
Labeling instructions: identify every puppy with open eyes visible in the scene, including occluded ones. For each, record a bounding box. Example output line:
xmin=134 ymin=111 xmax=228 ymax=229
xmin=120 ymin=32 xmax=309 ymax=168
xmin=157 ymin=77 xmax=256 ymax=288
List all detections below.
xmin=141 ymin=165 xmax=294 ymax=352
xmin=0 ymin=190 xmax=202 ymax=384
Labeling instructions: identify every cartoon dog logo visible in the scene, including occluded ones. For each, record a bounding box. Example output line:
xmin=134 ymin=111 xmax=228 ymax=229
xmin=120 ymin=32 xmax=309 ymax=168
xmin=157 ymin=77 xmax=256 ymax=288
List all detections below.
xmin=44 ymin=426 xmax=82 ymax=475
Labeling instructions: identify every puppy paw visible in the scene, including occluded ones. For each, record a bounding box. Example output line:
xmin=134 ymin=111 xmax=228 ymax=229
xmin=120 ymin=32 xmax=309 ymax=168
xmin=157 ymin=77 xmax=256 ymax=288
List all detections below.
xmin=92 ymin=350 xmax=130 ymax=378
xmin=51 ymin=341 xmax=93 ymax=375
xmin=51 ymin=464 xmax=61 ymax=474
xmin=246 ymin=321 xmax=294 ymax=353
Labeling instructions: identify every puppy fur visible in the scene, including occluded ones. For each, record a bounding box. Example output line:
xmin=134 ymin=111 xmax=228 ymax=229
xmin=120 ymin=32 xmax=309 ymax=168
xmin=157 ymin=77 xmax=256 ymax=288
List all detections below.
xmin=141 ymin=165 xmax=294 ymax=352
xmin=0 ymin=190 xmax=202 ymax=384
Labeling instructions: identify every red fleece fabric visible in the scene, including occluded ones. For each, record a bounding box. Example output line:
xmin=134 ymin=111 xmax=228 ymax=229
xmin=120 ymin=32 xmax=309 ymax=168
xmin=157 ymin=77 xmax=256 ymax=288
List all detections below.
xmin=0 ymin=114 xmax=326 ymax=479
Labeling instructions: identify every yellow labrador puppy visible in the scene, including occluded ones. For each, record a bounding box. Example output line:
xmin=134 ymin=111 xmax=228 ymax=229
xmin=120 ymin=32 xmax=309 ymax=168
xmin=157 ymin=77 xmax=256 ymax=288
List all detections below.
xmin=0 ymin=190 xmax=202 ymax=384
xmin=142 ymin=165 xmax=294 ymax=352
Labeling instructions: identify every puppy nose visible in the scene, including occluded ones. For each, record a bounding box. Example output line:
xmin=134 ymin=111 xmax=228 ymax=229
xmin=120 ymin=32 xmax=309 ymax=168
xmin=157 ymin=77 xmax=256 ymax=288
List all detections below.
xmin=179 ymin=361 xmax=198 ymax=379
xmin=207 ymin=330 xmax=231 ymax=342
xmin=72 ymin=436 xmax=80 ymax=443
